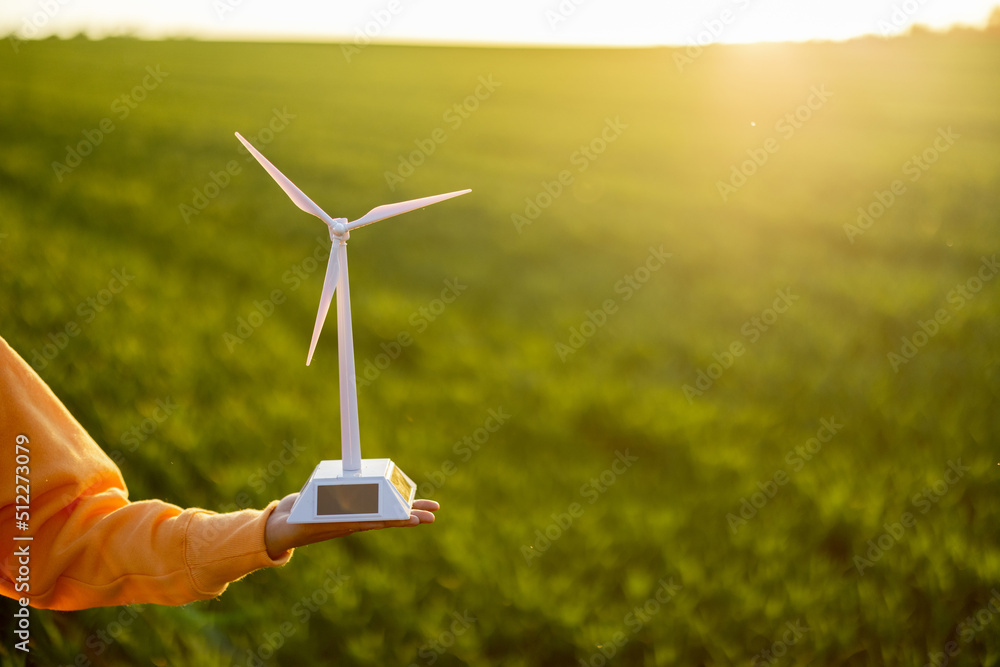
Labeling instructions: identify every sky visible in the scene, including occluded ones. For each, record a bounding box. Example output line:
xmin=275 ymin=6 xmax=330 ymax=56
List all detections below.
xmin=3 ymin=0 xmax=999 ymax=46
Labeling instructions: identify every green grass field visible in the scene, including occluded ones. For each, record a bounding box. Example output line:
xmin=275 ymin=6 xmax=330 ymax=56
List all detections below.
xmin=1 ymin=32 xmax=999 ymax=666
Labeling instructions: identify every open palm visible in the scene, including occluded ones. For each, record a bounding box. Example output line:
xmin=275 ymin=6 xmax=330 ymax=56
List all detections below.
xmin=264 ymin=494 xmax=439 ymax=559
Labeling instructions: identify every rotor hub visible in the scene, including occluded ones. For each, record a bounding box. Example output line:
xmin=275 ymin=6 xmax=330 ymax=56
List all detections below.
xmin=331 ymin=219 xmax=349 ymax=239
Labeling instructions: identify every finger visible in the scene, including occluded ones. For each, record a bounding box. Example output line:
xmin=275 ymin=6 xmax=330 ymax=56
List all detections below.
xmin=383 ymin=511 xmax=434 ymax=528
xmin=412 ymin=499 xmax=440 ymax=511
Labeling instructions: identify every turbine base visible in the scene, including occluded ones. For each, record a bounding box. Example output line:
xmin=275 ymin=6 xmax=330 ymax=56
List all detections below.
xmin=287 ymin=458 xmax=415 ymax=524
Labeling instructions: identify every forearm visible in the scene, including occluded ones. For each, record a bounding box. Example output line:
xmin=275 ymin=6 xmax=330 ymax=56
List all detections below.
xmin=2 ymin=487 xmax=291 ymax=610
xmin=0 ymin=334 xmax=291 ymax=610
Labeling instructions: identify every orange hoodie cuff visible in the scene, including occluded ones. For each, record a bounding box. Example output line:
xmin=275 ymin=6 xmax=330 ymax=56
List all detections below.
xmin=184 ymin=500 xmax=292 ymax=598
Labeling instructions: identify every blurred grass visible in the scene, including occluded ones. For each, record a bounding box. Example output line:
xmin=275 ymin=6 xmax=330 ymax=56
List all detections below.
xmin=1 ymin=32 xmax=999 ymax=666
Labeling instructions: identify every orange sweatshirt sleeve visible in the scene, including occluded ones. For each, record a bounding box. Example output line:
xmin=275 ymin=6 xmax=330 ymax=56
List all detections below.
xmin=0 ymin=335 xmax=292 ymax=610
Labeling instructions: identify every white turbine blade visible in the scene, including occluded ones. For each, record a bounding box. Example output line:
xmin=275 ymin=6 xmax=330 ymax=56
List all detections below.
xmin=235 ymin=132 xmax=331 ymax=225
xmin=346 ymin=189 xmax=471 ymax=231
xmin=306 ymin=245 xmax=340 ymax=366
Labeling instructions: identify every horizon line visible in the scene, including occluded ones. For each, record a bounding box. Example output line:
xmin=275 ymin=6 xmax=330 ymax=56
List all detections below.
xmin=5 ymin=21 xmax=999 ymax=51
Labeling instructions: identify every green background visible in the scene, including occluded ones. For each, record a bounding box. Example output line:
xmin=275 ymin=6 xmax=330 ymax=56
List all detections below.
xmin=1 ymin=31 xmax=999 ymax=666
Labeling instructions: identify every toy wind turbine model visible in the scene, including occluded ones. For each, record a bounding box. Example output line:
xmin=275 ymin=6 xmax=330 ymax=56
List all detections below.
xmin=236 ymin=132 xmax=469 ymax=523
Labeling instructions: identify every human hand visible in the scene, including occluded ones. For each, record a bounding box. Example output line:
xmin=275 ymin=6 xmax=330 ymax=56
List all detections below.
xmin=264 ymin=493 xmax=439 ymax=559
